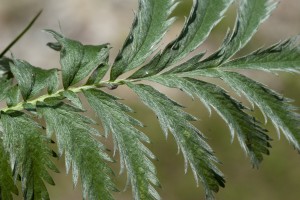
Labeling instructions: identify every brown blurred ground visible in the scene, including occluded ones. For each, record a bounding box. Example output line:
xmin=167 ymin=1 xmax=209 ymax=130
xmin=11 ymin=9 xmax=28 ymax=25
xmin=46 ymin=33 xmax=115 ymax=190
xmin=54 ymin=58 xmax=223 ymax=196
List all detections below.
xmin=1 ymin=0 xmax=300 ymax=200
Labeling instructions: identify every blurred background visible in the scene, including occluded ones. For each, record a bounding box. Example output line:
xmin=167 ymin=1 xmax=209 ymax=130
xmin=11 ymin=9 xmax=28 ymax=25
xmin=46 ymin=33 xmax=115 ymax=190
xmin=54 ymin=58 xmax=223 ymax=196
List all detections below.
xmin=1 ymin=0 xmax=300 ymax=199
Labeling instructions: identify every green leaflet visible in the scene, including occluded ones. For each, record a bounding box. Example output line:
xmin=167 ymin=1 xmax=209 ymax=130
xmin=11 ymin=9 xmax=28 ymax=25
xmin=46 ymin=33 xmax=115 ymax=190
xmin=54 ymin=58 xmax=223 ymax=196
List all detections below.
xmin=166 ymin=0 xmax=233 ymax=64
xmin=0 ymin=112 xmax=58 ymax=200
xmin=147 ymin=75 xmax=271 ymax=166
xmin=60 ymin=90 xmax=83 ymax=110
xmin=0 ymin=137 xmax=18 ymax=200
xmin=127 ymin=83 xmax=224 ymax=200
xmin=178 ymin=0 xmax=278 ymax=72
xmin=0 ymin=78 xmax=12 ymax=102
xmin=166 ymin=34 xmax=300 ymax=76
xmin=10 ymin=59 xmax=59 ymax=100
xmin=84 ymin=89 xmax=160 ymax=200
xmin=202 ymin=0 xmax=277 ymax=67
xmin=6 ymin=85 xmax=21 ymax=107
xmin=9 ymin=60 xmax=33 ymax=101
xmin=221 ymin=37 xmax=300 ymax=72
xmin=164 ymin=0 xmax=283 ymax=75
xmin=73 ymin=44 xmax=110 ymax=84
xmin=130 ymin=0 xmax=232 ymax=79
xmin=46 ymin=30 xmax=82 ymax=88
xmin=45 ymin=30 xmax=110 ymax=88
xmin=220 ymin=72 xmax=300 ymax=150
xmin=222 ymin=0 xmax=277 ymax=59
xmin=37 ymin=101 xmax=115 ymax=199
xmin=86 ymin=63 xmax=109 ymax=85
xmin=110 ymin=0 xmax=177 ymax=80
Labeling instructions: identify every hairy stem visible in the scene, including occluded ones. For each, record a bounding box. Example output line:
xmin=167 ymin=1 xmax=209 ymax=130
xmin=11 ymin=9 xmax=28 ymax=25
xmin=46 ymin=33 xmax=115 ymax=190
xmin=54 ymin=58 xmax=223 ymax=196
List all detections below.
xmin=1 ymin=79 xmax=126 ymax=113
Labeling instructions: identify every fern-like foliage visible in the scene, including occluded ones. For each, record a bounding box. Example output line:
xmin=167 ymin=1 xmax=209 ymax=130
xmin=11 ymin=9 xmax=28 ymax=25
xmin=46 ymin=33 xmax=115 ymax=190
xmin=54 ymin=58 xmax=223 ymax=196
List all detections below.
xmin=0 ymin=0 xmax=300 ymax=199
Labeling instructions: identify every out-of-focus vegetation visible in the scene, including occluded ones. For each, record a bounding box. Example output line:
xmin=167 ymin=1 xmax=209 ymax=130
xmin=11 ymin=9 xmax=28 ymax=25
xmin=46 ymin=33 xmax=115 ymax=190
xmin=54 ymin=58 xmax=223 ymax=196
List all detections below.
xmin=1 ymin=0 xmax=300 ymax=199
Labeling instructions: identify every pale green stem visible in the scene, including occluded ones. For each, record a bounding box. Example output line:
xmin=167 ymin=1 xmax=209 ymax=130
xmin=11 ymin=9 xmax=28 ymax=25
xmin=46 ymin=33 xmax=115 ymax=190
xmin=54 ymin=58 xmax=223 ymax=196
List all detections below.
xmin=1 ymin=79 xmax=127 ymax=113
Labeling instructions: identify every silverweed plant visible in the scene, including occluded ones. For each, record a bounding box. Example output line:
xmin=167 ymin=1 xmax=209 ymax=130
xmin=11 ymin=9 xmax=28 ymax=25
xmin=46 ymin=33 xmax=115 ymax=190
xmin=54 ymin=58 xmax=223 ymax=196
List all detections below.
xmin=1 ymin=0 xmax=300 ymax=199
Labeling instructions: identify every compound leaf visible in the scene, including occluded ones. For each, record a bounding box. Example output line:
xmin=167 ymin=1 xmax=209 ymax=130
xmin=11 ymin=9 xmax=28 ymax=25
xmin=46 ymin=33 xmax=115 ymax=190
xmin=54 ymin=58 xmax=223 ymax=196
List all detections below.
xmin=0 ymin=1 xmax=300 ymax=200
xmin=127 ymin=82 xmax=224 ymax=199
xmin=84 ymin=89 xmax=160 ymax=200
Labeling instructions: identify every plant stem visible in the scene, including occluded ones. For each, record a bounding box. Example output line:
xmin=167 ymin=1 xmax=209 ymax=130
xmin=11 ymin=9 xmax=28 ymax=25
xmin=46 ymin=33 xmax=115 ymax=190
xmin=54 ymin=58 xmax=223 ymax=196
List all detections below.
xmin=1 ymin=79 xmax=126 ymax=113
xmin=0 ymin=10 xmax=42 ymax=58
